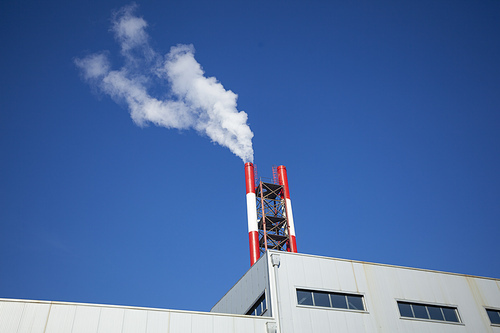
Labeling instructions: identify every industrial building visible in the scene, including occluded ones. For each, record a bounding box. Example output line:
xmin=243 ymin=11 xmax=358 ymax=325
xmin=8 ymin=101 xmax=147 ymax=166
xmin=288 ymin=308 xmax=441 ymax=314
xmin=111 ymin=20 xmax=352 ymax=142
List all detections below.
xmin=213 ymin=250 xmax=500 ymax=332
xmin=1 ymin=164 xmax=499 ymax=332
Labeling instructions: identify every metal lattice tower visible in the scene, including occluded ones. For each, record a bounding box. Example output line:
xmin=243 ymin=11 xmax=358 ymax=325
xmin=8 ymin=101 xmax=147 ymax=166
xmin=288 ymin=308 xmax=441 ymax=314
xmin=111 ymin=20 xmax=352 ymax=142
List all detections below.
xmin=256 ymin=181 xmax=290 ymax=254
xmin=245 ymin=163 xmax=297 ymax=266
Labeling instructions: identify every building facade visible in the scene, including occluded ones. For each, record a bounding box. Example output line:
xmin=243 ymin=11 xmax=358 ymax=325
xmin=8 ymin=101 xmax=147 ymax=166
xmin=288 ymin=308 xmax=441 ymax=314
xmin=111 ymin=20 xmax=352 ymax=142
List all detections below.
xmin=2 ymin=250 xmax=500 ymax=332
xmin=213 ymin=250 xmax=500 ymax=332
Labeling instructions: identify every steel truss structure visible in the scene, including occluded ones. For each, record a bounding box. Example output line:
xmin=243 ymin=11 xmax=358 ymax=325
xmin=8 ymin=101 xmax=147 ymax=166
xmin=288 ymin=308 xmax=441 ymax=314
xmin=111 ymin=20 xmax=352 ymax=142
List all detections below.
xmin=256 ymin=180 xmax=291 ymax=254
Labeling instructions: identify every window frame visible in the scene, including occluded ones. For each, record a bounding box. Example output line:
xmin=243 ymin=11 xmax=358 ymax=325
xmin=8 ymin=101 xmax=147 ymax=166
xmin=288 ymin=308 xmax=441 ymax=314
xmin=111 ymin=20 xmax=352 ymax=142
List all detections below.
xmin=296 ymin=288 xmax=368 ymax=313
xmin=485 ymin=307 xmax=500 ymax=326
xmin=396 ymin=300 xmax=463 ymax=325
xmin=245 ymin=291 xmax=268 ymax=317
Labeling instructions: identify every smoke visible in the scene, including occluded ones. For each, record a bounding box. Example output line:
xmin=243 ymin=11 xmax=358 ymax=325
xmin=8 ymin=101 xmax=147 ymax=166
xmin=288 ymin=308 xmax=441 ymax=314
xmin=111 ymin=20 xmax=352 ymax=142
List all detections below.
xmin=75 ymin=4 xmax=254 ymax=163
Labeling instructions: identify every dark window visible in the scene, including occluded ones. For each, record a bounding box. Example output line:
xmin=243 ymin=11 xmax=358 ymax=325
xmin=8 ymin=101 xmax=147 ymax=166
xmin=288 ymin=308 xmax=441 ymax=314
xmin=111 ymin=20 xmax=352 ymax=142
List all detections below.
xmin=413 ymin=304 xmax=428 ymax=319
xmin=442 ymin=307 xmax=459 ymax=322
xmin=330 ymin=293 xmax=348 ymax=309
xmin=398 ymin=302 xmax=413 ymax=318
xmin=486 ymin=309 xmax=500 ymax=325
xmin=314 ymin=291 xmax=331 ymax=307
xmin=296 ymin=289 xmax=365 ymax=311
xmin=246 ymin=293 xmax=267 ymax=316
xmin=297 ymin=290 xmax=313 ymax=306
xmin=347 ymin=295 xmax=364 ymax=311
xmin=397 ymin=301 xmax=460 ymax=323
xmin=427 ymin=305 xmax=444 ymax=321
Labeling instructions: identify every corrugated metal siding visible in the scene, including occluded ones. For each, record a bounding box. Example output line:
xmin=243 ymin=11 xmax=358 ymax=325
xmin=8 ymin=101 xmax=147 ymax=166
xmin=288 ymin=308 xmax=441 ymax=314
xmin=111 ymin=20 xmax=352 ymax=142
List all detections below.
xmin=0 ymin=299 xmax=25 ymax=332
xmin=273 ymin=251 xmax=500 ymax=333
xmin=122 ymin=308 xmax=148 ymax=333
xmin=17 ymin=302 xmax=50 ymax=333
xmin=72 ymin=305 xmax=100 ymax=333
xmin=145 ymin=310 xmax=170 ymax=333
xmin=211 ymin=254 xmax=270 ymax=316
xmin=97 ymin=307 xmax=124 ymax=333
xmin=0 ymin=299 xmax=274 ymax=333
xmin=45 ymin=304 xmax=76 ymax=333
xmin=190 ymin=311 xmax=213 ymax=332
xmin=169 ymin=311 xmax=192 ymax=332
xmin=232 ymin=315 xmax=255 ymax=333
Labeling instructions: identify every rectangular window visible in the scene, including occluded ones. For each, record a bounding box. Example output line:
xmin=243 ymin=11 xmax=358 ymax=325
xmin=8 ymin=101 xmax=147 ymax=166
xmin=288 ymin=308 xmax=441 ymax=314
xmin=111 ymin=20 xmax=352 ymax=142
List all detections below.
xmin=347 ymin=295 xmax=365 ymax=310
xmin=246 ymin=293 xmax=267 ymax=316
xmin=486 ymin=309 xmax=500 ymax=325
xmin=397 ymin=301 xmax=461 ymax=323
xmin=296 ymin=289 xmax=365 ymax=311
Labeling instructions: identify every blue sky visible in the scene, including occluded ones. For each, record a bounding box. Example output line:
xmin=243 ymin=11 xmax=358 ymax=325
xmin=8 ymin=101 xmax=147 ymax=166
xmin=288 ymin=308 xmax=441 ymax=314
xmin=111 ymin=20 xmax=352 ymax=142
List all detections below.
xmin=1 ymin=0 xmax=499 ymax=312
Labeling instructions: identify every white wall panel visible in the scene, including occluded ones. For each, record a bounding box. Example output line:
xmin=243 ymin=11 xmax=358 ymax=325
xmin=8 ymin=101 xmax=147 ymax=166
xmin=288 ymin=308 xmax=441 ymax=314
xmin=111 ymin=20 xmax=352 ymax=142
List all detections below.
xmin=97 ymin=307 xmax=124 ymax=333
xmin=335 ymin=260 xmax=358 ymax=292
xmin=191 ymin=313 xmax=213 ymax=333
xmin=212 ymin=315 xmax=233 ymax=333
xmin=123 ymin=308 xmax=148 ymax=333
xmin=72 ymin=305 xmax=100 ymax=333
xmin=17 ymin=302 xmax=50 ymax=333
xmin=44 ymin=304 xmax=76 ymax=333
xmin=169 ymin=311 xmax=192 ymax=332
xmin=300 ymin=255 xmax=323 ymax=288
xmin=277 ymin=252 xmax=304 ymax=333
xmin=231 ymin=317 xmax=253 ymax=333
xmin=309 ymin=308 xmax=332 ymax=332
xmin=0 ymin=300 xmax=24 ymax=333
xmin=326 ymin=310 xmax=349 ymax=332
xmin=316 ymin=257 xmax=338 ymax=290
xmin=146 ymin=310 xmax=170 ymax=333
xmin=0 ymin=299 xmax=276 ymax=333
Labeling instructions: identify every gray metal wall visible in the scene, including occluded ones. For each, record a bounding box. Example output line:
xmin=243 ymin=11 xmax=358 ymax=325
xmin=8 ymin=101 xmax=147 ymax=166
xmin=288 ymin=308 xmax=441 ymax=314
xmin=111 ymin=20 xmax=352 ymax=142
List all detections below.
xmin=271 ymin=251 xmax=500 ymax=333
xmin=0 ymin=299 xmax=274 ymax=333
xmin=211 ymin=253 xmax=271 ymax=316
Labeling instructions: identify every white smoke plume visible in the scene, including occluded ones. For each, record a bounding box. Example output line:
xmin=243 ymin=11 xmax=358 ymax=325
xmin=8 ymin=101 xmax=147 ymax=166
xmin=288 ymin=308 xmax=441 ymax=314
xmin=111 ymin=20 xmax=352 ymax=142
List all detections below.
xmin=75 ymin=4 xmax=254 ymax=163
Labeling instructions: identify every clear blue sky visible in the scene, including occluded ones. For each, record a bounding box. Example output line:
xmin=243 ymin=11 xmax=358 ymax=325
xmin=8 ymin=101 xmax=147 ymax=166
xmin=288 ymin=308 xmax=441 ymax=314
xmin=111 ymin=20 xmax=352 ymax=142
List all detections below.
xmin=1 ymin=0 xmax=499 ymax=312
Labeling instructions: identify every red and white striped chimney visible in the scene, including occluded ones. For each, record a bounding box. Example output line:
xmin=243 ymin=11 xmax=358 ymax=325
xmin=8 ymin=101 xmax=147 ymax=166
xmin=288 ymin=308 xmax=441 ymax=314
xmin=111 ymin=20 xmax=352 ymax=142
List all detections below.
xmin=245 ymin=162 xmax=260 ymax=265
xmin=277 ymin=165 xmax=298 ymax=253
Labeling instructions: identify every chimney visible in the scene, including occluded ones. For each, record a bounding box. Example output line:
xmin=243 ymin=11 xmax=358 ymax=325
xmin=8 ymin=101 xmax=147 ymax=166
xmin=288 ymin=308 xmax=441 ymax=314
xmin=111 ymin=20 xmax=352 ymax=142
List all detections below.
xmin=245 ymin=163 xmax=298 ymax=266
xmin=277 ymin=165 xmax=297 ymax=253
xmin=245 ymin=162 xmax=260 ymax=266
